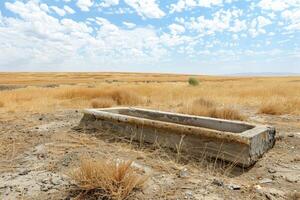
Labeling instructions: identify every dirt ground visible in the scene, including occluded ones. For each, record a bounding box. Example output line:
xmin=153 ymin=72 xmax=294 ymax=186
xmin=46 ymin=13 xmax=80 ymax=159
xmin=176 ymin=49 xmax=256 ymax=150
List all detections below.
xmin=0 ymin=74 xmax=299 ymax=199
xmin=0 ymin=107 xmax=299 ymax=199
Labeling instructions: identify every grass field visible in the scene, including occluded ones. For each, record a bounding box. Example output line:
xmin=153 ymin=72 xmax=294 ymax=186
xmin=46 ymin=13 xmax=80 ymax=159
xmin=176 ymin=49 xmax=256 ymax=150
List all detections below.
xmin=0 ymin=73 xmax=300 ymax=119
xmin=1 ymin=72 xmax=300 ymax=200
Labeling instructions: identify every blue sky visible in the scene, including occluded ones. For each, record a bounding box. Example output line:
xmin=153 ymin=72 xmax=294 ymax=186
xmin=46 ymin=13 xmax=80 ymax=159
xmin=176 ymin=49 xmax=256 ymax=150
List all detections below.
xmin=0 ymin=0 xmax=299 ymax=74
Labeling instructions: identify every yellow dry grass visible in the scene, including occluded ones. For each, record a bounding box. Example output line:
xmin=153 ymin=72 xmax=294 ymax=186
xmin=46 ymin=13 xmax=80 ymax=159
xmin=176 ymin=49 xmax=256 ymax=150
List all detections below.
xmin=0 ymin=73 xmax=300 ymax=117
xmin=0 ymin=101 xmax=4 ymax=108
xmin=70 ymin=157 xmax=147 ymax=200
xmin=91 ymin=98 xmax=116 ymax=108
xmin=177 ymin=98 xmax=245 ymax=120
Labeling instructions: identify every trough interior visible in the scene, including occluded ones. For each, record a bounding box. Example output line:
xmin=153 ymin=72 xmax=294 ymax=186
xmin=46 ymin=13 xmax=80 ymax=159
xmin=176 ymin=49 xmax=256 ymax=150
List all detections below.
xmin=99 ymin=108 xmax=254 ymax=133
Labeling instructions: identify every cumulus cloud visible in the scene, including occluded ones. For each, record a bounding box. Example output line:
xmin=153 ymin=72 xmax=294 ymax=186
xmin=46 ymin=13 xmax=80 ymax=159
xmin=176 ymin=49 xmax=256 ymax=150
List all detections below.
xmin=281 ymin=8 xmax=300 ymax=31
xmin=98 ymin=0 xmax=119 ymax=8
xmin=199 ymin=0 xmax=223 ymax=8
xmin=258 ymin=0 xmax=290 ymax=11
xmin=187 ymin=9 xmax=244 ymax=35
xmin=1 ymin=0 xmax=299 ymax=73
xmin=249 ymin=16 xmax=272 ymax=37
xmin=40 ymin=3 xmax=50 ymax=13
xmin=123 ymin=21 xmax=136 ymax=29
xmin=170 ymin=0 xmax=224 ymax=13
xmin=0 ymin=1 xmax=167 ymax=70
xmin=76 ymin=0 xmax=93 ymax=11
xmin=169 ymin=23 xmax=185 ymax=34
xmin=51 ymin=6 xmax=66 ymax=16
xmin=64 ymin=5 xmax=75 ymax=14
xmin=124 ymin=0 xmax=165 ymax=19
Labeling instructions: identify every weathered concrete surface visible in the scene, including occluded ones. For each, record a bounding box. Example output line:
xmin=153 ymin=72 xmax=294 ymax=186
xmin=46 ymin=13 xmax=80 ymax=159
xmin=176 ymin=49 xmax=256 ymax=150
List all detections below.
xmin=79 ymin=107 xmax=276 ymax=167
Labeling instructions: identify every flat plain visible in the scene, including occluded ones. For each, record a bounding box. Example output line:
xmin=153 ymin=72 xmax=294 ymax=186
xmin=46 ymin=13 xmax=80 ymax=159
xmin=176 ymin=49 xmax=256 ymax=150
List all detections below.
xmin=0 ymin=73 xmax=299 ymax=199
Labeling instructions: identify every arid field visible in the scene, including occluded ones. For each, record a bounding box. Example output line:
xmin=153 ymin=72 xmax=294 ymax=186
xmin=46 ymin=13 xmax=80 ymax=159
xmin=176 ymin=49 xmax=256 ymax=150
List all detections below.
xmin=0 ymin=73 xmax=299 ymax=200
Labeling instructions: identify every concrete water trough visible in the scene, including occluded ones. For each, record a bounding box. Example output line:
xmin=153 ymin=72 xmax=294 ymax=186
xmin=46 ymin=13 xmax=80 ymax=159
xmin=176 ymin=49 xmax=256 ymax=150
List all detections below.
xmin=79 ymin=107 xmax=276 ymax=167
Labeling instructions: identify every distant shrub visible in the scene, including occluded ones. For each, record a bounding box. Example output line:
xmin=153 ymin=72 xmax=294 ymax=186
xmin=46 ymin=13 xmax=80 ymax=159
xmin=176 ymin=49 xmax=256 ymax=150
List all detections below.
xmin=188 ymin=77 xmax=199 ymax=86
xmin=0 ymin=101 xmax=4 ymax=107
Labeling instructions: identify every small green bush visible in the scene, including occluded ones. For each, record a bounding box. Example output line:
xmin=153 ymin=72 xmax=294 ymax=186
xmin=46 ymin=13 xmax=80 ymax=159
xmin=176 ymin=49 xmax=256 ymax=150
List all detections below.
xmin=188 ymin=77 xmax=199 ymax=86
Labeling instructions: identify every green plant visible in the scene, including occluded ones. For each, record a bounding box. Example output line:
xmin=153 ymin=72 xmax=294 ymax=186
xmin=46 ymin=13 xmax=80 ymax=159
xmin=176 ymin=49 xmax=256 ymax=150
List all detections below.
xmin=188 ymin=77 xmax=199 ymax=86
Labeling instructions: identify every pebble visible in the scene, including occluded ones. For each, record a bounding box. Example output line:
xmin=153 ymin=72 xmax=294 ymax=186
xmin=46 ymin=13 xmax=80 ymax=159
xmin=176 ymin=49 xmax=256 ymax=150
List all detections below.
xmin=212 ymin=179 xmax=223 ymax=187
xmin=18 ymin=169 xmax=30 ymax=176
xmin=259 ymin=178 xmax=273 ymax=184
xmin=179 ymin=168 xmax=189 ymax=178
xmin=227 ymin=183 xmax=241 ymax=190
xmin=268 ymin=168 xmax=276 ymax=174
xmin=287 ymin=133 xmax=294 ymax=137
xmin=285 ymin=175 xmax=298 ymax=183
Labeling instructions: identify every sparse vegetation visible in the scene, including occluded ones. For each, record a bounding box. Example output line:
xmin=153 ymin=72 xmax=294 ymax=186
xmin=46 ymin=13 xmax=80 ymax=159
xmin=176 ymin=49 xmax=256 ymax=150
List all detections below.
xmin=91 ymin=98 xmax=115 ymax=108
xmin=188 ymin=77 xmax=199 ymax=86
xmin=58 ymin=88 xmax=142 ymax=106
xmin=70 ymin=158 xmax=148 ymax=200
xmin=0 ymin=73 xmax=300 ymax=200
xmin=178 ymin=98 xmax=245 ymax=121
xmin=259 ymin=102 xmax=285 ymax=115
xmin=0 ymin=73 xmax=300 ymax=117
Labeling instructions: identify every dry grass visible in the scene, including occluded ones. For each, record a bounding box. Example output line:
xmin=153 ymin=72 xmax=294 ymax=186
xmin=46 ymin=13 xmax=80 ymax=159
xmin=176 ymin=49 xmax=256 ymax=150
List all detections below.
xmin=0 ymin=101 xmax=4 ymax=107
xmin=258 ymin=97 xmax=300 ymax=115
xmin=69 ymin=158 xmax=148 ymax=200
xmin=259 ymin=102 xmax=285 ymax=115
xmin=58 ymin=88 xmax=142 ymax=106
xmin=91 ymin=98 xmax=115 ymax=108
xmin=178 ymin=98 xmax=245 ymax=121
xmin=0 ymin=73 xmax=300 ymax=117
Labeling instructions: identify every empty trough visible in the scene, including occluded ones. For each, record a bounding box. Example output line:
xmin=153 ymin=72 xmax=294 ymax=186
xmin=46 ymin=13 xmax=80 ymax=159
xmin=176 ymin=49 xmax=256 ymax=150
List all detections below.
xmin=79 ymin=107 xmax=276 ymax=167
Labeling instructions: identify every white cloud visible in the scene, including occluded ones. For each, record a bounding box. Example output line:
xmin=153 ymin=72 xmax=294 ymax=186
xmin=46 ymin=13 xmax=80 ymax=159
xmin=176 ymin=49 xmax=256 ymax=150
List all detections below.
xmin=199 ymin=0 xmax=223 ymax=8
xmin=1 ymin=1 xmax=168 ymax=70
xmin=229 ymin=19 xmax=247 ymax=32
xmin=258 ymin=0 xmax=289 ymax=11
xmin=170 ymin=0 xmax=197 ymax=13
xmin=98 ymin=0 xmax=119 ymax=8
xmin=169 ymin=23 xmax=185 ymax=34
xmin=51 ymin=6 xmax=66 ymax=16
xmin=282 ymin=8 xmax=300 ymax=31
xmin=249 ymin=16 xmax=272 ymax=37
xmin=64 ymin=5 xmax=75 ymax=14
xmin=40 ymin=3 xmax=50 ymax=13
xmin=76 ymin=0 xmax=94 ymax=11
xmin=187 ymin=9 xmax=244 ymax=35
xmin=257 ymin=16 xmax=272 ymax=28
xmin=123 ymin=21 xmax=136 ymax=29
xmin=258 ymin=0 xmax=300 ymax=11
xmin=170 ymin=0 xmax=224 ymax=13
xmin=124 ymin=0 xmax=165 ymax=19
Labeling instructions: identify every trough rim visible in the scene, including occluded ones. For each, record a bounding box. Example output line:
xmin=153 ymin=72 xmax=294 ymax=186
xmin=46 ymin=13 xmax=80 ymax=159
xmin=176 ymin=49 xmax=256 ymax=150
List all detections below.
xmin=82 ymin=107 xmax=271 ymax=145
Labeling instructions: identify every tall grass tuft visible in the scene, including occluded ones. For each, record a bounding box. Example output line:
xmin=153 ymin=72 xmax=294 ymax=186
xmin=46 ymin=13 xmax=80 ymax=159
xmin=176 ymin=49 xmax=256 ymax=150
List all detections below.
xmin=179 ymin=98 xmax=245 ymax=121
xmin=91 ymin=98 xmax=115 ymax=108
xmin=69 ymin=158 xmax=148 ymax=200
xmin=57 ymin=88 xmax=143 ymax=106
xmin=259 ymin=102 xmax=285 ymax=115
